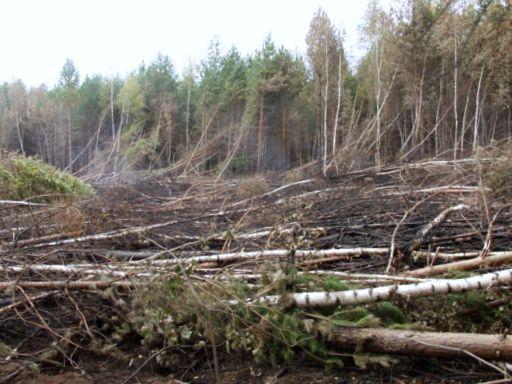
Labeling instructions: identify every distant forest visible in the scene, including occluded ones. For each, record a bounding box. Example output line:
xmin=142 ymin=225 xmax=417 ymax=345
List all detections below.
xmin=0 ymin=0 xmax=510 ymax=176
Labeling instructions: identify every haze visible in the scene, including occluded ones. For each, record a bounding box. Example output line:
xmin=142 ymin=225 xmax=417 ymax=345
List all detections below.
xmin=0 ymin=0 xmax=380 ymax=86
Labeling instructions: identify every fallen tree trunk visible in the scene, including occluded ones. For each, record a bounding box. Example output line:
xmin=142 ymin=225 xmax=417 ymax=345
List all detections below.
xmin=408 ymin=252 xmax=512 ymax=277
xmin=0 ymin=280 xmax=138 ymax=290
xmin=326 ymin=327 xmax=512 ymax=361
xmin=243 ymin=268 xmax=512 ymax=308
xmin=145 ymin=247 xmax=389 ymax=266
xmin=0 ymin=200 xmax=48 ymax=207
xmin=406 ymin=204 xmax=469 ymax=253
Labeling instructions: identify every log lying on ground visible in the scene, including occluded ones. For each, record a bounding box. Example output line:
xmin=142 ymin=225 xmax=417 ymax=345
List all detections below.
xmin=242 ymin=268 xmax=512 ymax=308
xmin=0 ymin=280 xmax=138 ymax=290
xmin=0 ymin=264 xmax=155 ymax=278
xmin=326 ymin=327 xmax=512 ymax=361
xmin=408 ymin=252 xmax=512 ymax=277
xmin=384 ymin=185 xmax=490 ymax=196
xmin=0 ymin=200 xmax=48 ymax=207
xmin=143 ymin=247 xmax=389 ymax=266
xmin=26 ymin=219 xmax=182 ymax=248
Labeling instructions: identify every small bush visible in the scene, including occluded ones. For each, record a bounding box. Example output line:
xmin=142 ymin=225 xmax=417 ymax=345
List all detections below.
xmin=282 ymin=168 xmax=306 ymax=185
xmin=0 ymin=152 xmax=94 ymax=202
xmin=237 ymin=175 xmax=271 ymax=199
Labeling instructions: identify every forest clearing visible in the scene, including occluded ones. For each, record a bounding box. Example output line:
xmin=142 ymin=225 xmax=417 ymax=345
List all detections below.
xmin=1 ymin=150 xmax=512 ymax=383
xmin=0 ymin=0 xmax=511 ymax=382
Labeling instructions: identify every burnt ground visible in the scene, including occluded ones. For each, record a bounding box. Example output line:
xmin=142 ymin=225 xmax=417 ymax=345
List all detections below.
xmin=1 ymin=160 xmax=511 ymax=383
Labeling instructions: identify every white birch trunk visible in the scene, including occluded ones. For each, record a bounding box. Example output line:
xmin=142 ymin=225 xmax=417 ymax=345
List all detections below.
xmin=247 ymin=268 xmax=512 ymax=308
xmin=148 ymin=247 xmax=389 ymax=266
xmin=332 ymin=50 xmax=343 ymax=158
xmin=473 ymin=66 xmax=484 ymax=153
xmin=322 ymin=40 xmax=329 ymax=176
xmin=453 ymin=20 xmax=459 ymax=159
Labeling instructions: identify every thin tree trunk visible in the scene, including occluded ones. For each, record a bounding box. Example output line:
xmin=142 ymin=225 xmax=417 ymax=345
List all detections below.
xmin=434 ymin=60 xmax=444 ymax=155
xmin=453 ymin=20 xmax=459 ymax=160
xmin=332 ymin=50 xmax=343 ymax=158
xmin=110 ymin=77 xmax=116 ymax=141
xmin=185 ymin=84 xmax=191 ymax=152
xmin=67 ymin=107 xmax=73 ymax=170
xmin=13 ymin=89 xmax=25 ymax=154
xmin=257 ymin=93 xmax=265 ymax=170
xmin=322 ymin=40 xmax=329 ymax=176
xmin=473 ymin=66 xmax=484 ymax=153
xmin=375 ymin=36 xmax=382 ymax=167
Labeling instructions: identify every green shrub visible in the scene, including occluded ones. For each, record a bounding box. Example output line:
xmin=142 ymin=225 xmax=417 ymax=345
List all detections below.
xmin=0 ymin=152 xmax=94 ymax=202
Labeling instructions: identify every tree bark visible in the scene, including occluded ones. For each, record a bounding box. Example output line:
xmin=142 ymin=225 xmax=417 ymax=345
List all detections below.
xmin=408 ymin=252 xmax=512 ymax=277
xmin=326 ymin=327 xmax=512 ymax=362
xmin=247 ymin=268 xmax=512 ymax=308
xmin=257 ymin=93 xmax=265 ymax=170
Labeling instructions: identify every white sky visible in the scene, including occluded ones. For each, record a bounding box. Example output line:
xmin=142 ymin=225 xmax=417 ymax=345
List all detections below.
xmin=0 ymin=0 xmax=382 ymax=87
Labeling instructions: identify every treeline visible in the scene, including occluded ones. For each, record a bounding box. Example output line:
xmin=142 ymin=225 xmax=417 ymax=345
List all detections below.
xmin=0 ymin=0 xmax=510 ymax=175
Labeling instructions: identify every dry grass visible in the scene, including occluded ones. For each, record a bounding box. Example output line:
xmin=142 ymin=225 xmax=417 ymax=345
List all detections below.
xmin=237 ymin=175 xmax=271 ymax=199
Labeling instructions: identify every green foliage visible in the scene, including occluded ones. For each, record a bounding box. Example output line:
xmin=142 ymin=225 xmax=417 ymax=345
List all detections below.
xmin=322 ymin=276 xmax=350 ymax=291
xmin=372 ymin=302 xmax=407 ymax=325
xmin=332 ymin=307 xmax=370 ymax=323
xmin=0 ymin=152 xmax=94 ymax=202
xmin=485 ymin=141 xmax=512 ymax=199
xmin=125 ymin=137 xmax=158 ymax=168
xmin=228 ymin=155 xmax=252 ymax=174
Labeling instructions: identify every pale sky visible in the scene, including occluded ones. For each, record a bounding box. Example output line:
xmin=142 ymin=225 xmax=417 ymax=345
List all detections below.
xmin=0 ymin=0 xmax=384 ymax=87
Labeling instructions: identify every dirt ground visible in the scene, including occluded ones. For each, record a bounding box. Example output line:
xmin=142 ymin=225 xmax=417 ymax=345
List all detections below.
xmin=1 ymin=163 xmax=510 ymax=384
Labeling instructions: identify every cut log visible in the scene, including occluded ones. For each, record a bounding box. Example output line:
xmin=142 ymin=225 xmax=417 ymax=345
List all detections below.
xmin=326 ymin=327 xmax=512 ymax=361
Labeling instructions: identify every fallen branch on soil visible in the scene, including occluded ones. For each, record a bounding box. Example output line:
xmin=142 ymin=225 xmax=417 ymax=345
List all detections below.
xmin=0 ymin=200 xmax=48 ymax=207
xmin=0 ymin=291 xmax=57 ymax=315
xmin=0 ymin=280 xmax=138 ymax=290
xmin=408 ymin=252 xmax=512 ymax=277
xmin=143 ymin=247 xmax=390 ymax=266
xmin=26 ymin=219 xmax=181 ymax=248
xmin=239 ymin=268 xmax=512 ymax=308
xmin=407 ymin=204 xmax=469 ymax=253
xmin=325 ymin=327 xmax=512 ymax=361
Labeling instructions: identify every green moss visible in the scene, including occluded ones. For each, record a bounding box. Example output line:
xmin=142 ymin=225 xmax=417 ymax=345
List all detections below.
xmin=332 ymin=307 xmax=370 ymax=322
xmin=0 ymin=152 xmax=94 ymax=202
xmin=373 ymin=302 xmax=407 ymax=325
xmin=322 ymin=276 xmax=350 ymax=291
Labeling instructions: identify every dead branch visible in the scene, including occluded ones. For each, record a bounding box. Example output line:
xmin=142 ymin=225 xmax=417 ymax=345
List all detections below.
xmin=406 ymin=204 xmax=469 ymax=253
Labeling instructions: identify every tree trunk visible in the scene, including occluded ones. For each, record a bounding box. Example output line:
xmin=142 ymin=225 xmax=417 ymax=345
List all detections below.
xmin=453 ymin=20 xmax=459 ymax=160
xmin=473 ymin=66 xmax=484 ymax=153
xmin=332 ymin=50 xmax=343 ymax=158
xmin=322 ymin=40 xmax=329 ymax=176
xmin=13 ymin=90 xmax=25 ymax=155
xmin=326 ymin=327 xmax=512 ymax=362
xmin=249 ymin=268 xmax=512 ymax=308
xmin=67 ymin=106 xmax=73 ymax=171
xmin=257 ymin=93 xmax=265 ymax=170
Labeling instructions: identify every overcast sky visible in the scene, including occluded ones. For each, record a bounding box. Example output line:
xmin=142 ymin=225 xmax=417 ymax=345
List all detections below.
xmin=0 ymin=0 xmax=386 ymax=87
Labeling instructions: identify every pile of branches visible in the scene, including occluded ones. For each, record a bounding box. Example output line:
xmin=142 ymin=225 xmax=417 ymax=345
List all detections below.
xmin=1 ymin=157 xmax=512 ymax=382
